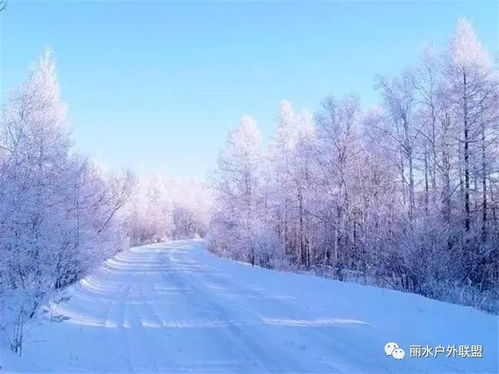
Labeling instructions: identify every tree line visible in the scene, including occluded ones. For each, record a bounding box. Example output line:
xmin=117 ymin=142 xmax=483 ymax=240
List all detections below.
xmin=124 ymin=175 xmax=212 ymax=245
xmin=0 ymin=17 xmax=497 ymax=357
xmin=0 ymin=51 xmax=211 ymax=354
xmin=0 ymin=50 xmax=133 ymax=353
xmin=208 ymin=19 xmax=499 ymax=313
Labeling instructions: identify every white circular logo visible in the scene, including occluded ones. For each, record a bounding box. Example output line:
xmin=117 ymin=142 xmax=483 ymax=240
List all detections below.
xmin=384 ymin=342 xmax=399 ymax=356
xmin=385 ymin=341 xmax=406 ymax=360
xmin=392 ymin=348 xmax=406 ymax=360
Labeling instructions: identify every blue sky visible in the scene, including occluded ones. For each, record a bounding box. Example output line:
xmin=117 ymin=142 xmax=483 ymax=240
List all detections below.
xmin=1 ymin=1 xmax=497 ymax=179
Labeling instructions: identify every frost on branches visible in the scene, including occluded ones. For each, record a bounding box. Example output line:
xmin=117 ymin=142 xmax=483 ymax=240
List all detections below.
xmin=123 ymin=175 xmax=213 ymax=245
xmin=207 ymin=19 xmax=499 ymax=313
xmin=0 ymin=50 xmax=132 ymax=354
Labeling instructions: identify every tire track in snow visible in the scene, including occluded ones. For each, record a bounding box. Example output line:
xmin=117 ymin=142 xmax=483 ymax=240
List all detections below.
xmin=158 ymin=248 xmax=305 ymax=373
xmin=193 ymin=256 xmax=390 ymax=373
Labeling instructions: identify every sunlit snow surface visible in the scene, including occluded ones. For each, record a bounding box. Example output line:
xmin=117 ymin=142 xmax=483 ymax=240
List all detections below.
xmin=1 ymin=240 xmax=497 ymax=373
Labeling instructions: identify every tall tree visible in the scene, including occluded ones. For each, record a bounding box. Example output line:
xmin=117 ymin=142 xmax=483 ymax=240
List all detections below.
xmin=210 ymin=116 xmax=263 ymax=265
xmin=447 ymin=18 xmax=496 ymax=233
xmin=0 ymin=50 xmax=131 ymax=354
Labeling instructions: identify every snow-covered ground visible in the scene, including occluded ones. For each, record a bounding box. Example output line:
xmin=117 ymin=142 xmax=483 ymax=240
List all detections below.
xmin=1 ymin=240 xmax=497 ymax=373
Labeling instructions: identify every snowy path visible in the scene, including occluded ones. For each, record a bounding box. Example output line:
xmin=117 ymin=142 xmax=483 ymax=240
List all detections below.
xmin=4 ymin=240 xmax=498 ymax=373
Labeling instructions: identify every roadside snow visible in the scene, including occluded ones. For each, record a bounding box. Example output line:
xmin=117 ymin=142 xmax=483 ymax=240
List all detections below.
xmin=1 ymin=240 xmax=497 ymax=373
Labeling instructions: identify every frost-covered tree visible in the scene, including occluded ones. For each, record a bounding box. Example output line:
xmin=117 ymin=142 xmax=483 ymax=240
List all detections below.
xmin=170 ymin=179 xmax=213 ymax=239
xmin=376 ymin=71 xmax=419 ymax=224
xmin=446 ymin=18 xmax=498 ymax=235
xmin=442 ymin=18 xmax=499 ymax=296
xmin=270 ymin=101 xmax=316 ymax=267
xmin=0 ymin=49 xmax=131 ymax=354
xmin=208 ymin=116 xmax=269 ymax=265
xmin=124 ymin=175 xmax=212 ymax=244
xmin=207 ymin=18 xmax=499 ymax=313
xmin=312 ymin=96 xmax=364 ymax=271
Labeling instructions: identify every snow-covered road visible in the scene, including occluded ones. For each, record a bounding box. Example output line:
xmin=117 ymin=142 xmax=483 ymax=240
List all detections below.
xmin=4 ymin=240 xmax=498 ymax=373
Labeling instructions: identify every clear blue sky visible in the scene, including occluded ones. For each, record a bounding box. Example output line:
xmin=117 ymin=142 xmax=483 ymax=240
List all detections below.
xmin=1 ymin=1 xmax=497 ymax=179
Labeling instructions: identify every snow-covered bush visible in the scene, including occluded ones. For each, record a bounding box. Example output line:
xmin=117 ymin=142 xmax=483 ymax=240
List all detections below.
xmin=0 ymin=50 xmax=132 ymax=354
